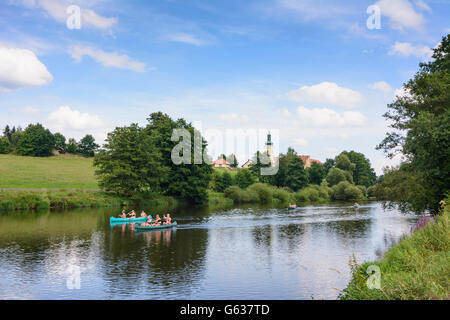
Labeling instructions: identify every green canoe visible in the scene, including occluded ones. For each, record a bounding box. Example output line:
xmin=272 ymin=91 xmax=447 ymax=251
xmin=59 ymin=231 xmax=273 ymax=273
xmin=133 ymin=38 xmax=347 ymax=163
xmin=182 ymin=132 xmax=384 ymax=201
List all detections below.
xmin=135 ymin=222 xmax=177 ymax=231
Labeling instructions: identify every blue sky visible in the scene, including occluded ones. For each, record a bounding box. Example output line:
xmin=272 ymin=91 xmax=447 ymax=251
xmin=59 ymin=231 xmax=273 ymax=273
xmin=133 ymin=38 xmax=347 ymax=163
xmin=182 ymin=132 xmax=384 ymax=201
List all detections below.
xmin=0 ymin=0 xmax=449 ymax=173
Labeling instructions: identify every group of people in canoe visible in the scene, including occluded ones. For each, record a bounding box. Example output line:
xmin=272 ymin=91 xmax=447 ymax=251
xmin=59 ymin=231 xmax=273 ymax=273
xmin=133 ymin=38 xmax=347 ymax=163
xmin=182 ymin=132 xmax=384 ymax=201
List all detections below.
xmin=119 ymin=210 xmax=173 ymax=226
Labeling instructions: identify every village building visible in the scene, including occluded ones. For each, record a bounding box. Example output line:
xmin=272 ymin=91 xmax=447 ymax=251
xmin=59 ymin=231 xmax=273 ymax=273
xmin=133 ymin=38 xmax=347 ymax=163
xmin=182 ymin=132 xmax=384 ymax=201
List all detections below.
xmin=212 ymin=158 xmax=231 ymax=169
xmin=241 ymin=133 xmax=322 ymax=169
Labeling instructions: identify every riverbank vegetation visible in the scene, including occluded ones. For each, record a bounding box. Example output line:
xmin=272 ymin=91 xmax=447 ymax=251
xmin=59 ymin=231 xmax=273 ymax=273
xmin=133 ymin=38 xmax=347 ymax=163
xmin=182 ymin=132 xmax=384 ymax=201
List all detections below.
xmin=339 ymin=196 xmax=450 ymax=300
xmin=374 ymin=34 xmax=450 ymax=215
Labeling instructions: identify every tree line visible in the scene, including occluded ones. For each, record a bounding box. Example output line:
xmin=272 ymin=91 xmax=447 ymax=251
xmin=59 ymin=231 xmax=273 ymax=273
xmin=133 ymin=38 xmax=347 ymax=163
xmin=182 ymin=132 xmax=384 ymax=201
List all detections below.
xmin=211 ymin=147 xmax=377 ymax=202
xmin=0 ymin=123 xmax=99 ymax=157
xmin=374 ymin=34 xmax=450 ymax=214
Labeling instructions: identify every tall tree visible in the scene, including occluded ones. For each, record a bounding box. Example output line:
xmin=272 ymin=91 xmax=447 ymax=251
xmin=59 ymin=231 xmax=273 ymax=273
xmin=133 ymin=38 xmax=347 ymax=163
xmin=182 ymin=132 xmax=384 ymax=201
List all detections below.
xmin=17 ymin=123 xmax=55 ymax=157
xmin=77 ymin=134 xmax=99 ymax=157
xmin=323 ymin=158 xmax=335 ymax=175
xmin=94 ymin=124 xmax=167 ymax=198
xmin=3 ymin=125 xmax=11 ymax=142
xmin=146 ymin=112 xmax=213 ymax=204
xmin=377 ymin=34 xmax=450 ymax=213
xmin=66 ymin=138 xmax=78 ymax=154
xmin=53 ymin=133 xmax=67 ymax=154
xmin=285 ymin=156 xmax=308 ymax=191
xmin=307 ymin=162 xmax=326 ymax=185
xmin=227 ymin=153 xmax=239 ymax=168
xmin=340 ymin=151 xmax=376 ymax=187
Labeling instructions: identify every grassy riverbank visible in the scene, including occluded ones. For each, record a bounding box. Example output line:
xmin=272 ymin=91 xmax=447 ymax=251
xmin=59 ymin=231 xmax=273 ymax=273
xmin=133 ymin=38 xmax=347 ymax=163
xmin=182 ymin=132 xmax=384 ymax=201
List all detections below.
xmin=0 ymin=189 xmax=179 ymax=211
xmin=339 ymin=197 xmax=450 ymax=300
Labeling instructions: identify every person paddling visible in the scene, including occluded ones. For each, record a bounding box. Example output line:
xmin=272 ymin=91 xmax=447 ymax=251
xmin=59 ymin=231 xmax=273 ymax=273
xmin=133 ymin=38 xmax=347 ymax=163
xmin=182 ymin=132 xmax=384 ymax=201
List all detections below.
xmin=165 ymin=214 xmax=172 ymax=225
xmin=152 ymin=214 xmax=161 ymax=226
xmin=120 ymin=210 xmax=127 ymax=219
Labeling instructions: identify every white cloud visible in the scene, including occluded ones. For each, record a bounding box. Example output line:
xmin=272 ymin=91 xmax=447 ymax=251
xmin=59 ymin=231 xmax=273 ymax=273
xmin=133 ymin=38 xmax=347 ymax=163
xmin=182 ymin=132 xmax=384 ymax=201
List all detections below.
xmin=293 ymin=138 xmax=308 ymax=147
xmin=47 ymin=106 xmax=104 ymax=131
xmin=286 ymin=82 xmax=364 ymax=108
xmin=16 ymin=0 xmax=117 ymax=30
xmin=414 ymin=0 xmax=432 ymax=12
xmin=296 ymin=106 xmax=368 ymax=127
xmin=375 ymin=0 xmax=426 ymax=31
xmin=164 ymin=33 xmax=207 ymax=46
xmin=69 ymin=45 xmax=147 ymax=72
xmin=219 ymin=113 xmax=250 ymax=123
xmin=368 ymin=81 xmax=393 ymax=93
xmin=14 ymin=106 xmax=40 ymax=115
xmin=0 ymin=46 xmax=53 ymax=94
xmin=388 ymin=42 xmax=433 ymax=59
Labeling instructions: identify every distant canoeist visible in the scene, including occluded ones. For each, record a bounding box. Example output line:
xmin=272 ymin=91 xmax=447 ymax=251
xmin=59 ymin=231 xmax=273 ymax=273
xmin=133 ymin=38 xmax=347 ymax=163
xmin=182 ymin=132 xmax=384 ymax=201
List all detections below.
xmin=288 ymin=203 xmax=297 ymax=209
xmin=354 ymin=202 xmax=360 ymax=208
xmin=140 ymin=211 xmax=147 ymax=218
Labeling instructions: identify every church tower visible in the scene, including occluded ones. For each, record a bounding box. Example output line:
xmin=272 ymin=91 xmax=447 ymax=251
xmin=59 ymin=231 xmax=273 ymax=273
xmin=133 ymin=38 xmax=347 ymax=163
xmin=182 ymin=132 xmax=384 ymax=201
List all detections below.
xmin=265 ymin=132 xmax=273 ymax=160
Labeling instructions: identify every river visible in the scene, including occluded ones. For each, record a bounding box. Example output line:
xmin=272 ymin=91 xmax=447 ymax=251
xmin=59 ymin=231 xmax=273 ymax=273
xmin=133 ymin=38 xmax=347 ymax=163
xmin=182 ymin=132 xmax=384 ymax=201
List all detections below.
xmin=0 ymin=202 xmax=417 ymax=299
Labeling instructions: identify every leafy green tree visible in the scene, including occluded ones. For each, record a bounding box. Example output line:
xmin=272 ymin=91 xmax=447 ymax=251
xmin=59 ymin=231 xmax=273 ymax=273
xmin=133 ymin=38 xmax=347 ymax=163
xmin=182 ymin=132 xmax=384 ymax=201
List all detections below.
xmin=341 ymin=151 xmax=377 ymax=187
xmin=335 ymin=154 xmax=355 ymax=172
xmin=326 ymin=167 xmax=348 ymax=186
xmin=377 ymin=34 xmax=450 ymax=213
xmin=307 ymin=162 xmax=326 ymax=185
xmin=0 ymin=137 xmax=10 ymax=154
xmin=214 ymin=172 xmax=233 ymax=192
xmin=227 ymin=154 xmax=239 ymax=168
xmin=249 ymin=151 xmax=273 ymax=183
xmin=285 ymin=156 xmax=308 ymax=191
xmin=372 ymin=164 xmax=432 ymax=213
xmin=235 ymin=169 xmax=255 ymax=189
xmin=94 ymin=124 xmax=168 ymax=198
xmin=66 ymin=138 xmax=78 ymax=154
xmin=145 ymin=112 xmax=213 ymax=204
xmin=77 ymin=135 xmax=99 ymax=157
xmin=9 ymin=127 xmax=23 ymax=150
xmin=3 ymin=125 xmax=11 ymax=142
xmin=53 ymin=133 xmax=67 ymax=154
xmin=323 ymin=158 xmax=335 ymax=175
xmin=270 ymin=147 xmax=298 ymax=187
xmin=17 ymin=123 xmax=55 ymax=157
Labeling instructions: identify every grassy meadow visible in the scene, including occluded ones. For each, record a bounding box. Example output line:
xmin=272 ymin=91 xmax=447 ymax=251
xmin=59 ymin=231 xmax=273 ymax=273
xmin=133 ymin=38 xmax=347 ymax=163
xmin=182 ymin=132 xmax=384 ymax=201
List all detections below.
xmin=0 ymin=154 xmax=98 ymax=189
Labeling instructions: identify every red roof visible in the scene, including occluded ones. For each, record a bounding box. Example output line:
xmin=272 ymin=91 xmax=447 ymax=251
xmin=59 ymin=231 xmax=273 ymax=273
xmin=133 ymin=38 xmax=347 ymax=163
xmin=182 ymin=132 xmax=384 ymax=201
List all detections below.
xmin=212 ymin=158 xmax=230 ymax=165
xmin=310 ymin=159 xmax=323 ymax=165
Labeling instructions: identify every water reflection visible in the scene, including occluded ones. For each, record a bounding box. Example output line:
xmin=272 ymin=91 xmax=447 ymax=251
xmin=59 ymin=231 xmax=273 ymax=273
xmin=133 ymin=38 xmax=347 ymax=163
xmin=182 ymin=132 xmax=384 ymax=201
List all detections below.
xmin=0 ymin=202 xmax=417 ymax=299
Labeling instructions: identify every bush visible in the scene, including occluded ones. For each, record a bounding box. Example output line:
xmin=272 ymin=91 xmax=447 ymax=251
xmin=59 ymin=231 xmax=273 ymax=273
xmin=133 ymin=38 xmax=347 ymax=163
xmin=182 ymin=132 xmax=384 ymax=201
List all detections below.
xmin=224 ymin=186 xmax=243 ymax=203
xmin=272 ymin=187 xmax=293 ymax=204
xmin=357 ymin=185 xmax=367 ymax=197
xmin=247 ymin=183 xmax=273 ymax=204
xmin=332 ymin=181 xmax=364 ymax=201
xmin=0 ymin=137 xmax=11 ymax=154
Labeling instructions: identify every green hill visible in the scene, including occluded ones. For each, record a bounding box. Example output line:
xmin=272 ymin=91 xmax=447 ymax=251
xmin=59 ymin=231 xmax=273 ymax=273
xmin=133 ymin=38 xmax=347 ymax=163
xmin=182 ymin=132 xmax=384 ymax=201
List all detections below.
xmin=0 ymin=154 xmax=98 ymax=189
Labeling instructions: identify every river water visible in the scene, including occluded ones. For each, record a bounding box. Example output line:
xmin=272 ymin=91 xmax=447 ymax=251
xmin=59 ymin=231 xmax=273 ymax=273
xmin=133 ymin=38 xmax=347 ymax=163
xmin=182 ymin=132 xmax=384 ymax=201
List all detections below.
xmin=0 ymin=202 xmax=417 ymax=300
